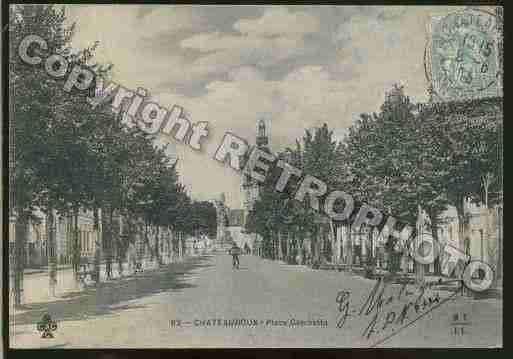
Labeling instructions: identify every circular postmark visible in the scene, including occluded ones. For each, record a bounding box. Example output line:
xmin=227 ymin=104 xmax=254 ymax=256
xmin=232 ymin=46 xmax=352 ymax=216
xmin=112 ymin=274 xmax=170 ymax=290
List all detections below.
xmin=429 ymin=9 xmax=499 ymax=101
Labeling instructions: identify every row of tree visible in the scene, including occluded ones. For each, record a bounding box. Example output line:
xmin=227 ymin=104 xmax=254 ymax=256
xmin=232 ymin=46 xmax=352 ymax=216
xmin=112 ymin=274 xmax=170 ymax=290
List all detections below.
xmin=246 ymin=85 xmax=501 ymax=280
xmin=9 ymin=5 xmax=217 ymax=307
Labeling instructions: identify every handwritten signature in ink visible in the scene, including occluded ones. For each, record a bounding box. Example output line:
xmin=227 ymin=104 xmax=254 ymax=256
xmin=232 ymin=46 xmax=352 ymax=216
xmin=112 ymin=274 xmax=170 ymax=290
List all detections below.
xmin=335 ymin=277 xmax=455 ymax=345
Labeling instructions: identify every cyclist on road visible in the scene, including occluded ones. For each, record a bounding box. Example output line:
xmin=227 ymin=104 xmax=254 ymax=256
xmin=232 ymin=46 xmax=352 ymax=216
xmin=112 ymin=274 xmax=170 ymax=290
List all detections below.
xmin=229 ymin=243 xmax=241 ymax=269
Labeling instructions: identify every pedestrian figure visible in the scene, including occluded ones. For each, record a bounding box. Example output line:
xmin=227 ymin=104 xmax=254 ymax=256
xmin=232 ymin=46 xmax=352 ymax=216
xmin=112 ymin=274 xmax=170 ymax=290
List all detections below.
xmin=229 ymin=243 xmax=241 ymax=269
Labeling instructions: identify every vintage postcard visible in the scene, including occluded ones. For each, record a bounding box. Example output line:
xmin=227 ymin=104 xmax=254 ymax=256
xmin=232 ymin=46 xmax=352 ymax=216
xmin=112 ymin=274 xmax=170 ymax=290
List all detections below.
xmin=5 ymin=4 xmax=503 ymax=349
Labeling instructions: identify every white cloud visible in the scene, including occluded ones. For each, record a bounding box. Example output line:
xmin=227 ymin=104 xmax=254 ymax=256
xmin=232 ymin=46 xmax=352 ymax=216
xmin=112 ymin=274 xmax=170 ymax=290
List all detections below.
xmin=65 ymin=5 xmax=465 ymax=207
xmin=67 ymin=5 xmax=205 ymax=89
xmin=181 ymin=32 xmax=242 ymax=52
xmin=234 ymin=6 xmax=320 ymax=37
xmin=180 ymin=7 xmax=319 ymax=80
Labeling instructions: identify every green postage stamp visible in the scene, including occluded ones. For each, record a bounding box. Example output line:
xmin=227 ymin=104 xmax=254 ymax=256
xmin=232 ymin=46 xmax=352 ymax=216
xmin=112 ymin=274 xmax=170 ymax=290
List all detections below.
xmin=429 ymin=8 xmax=500 ymax=101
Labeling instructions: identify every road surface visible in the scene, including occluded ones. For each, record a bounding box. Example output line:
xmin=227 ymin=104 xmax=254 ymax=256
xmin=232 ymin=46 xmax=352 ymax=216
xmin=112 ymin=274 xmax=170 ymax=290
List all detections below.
xmin=9 ymin=254 xmax=502 ymax=348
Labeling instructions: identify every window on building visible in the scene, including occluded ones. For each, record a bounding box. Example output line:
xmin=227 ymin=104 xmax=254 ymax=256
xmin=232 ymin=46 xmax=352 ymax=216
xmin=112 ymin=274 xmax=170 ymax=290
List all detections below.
xmin=479 ymin=229 xmax=484 ymax=260
xmin=449 ymin=226 xmax=453 ymax=241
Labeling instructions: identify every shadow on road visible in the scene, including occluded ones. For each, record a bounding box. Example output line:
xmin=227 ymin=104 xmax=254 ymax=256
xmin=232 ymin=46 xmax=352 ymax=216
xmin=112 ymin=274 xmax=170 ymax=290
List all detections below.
xmin=10 ymin=256 xmax=213 ymax=327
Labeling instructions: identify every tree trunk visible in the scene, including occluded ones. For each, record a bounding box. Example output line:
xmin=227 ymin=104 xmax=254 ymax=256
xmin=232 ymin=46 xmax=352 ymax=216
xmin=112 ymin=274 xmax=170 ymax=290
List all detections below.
xmin=12 ymin=212 xmax=28 ymax=307
xmin=116 ymin=214 xmax=124 ymax=276
xmin=310 ymin=228 xmax=316 ymax=265
xmin=316 ymin=224 xmax=322 ymax=263
xmin=114 ymin=212 xmax=122 ymax=274
xmin=72 ymin=208 xmax=80 ymax=284
xmin=331 ymin=222 xmax=337 ymax=264
xmin=276 ymin=230 xmax=283 ymax=260
xmin=276 ymin=231 xmax=280 ymax=260
xmin=139 ymin=222 xmax=145 ymax=267
xmin=144 ymin=223 xmax=150 ymax=263
xmin=282 ymin=230 xmax=288 ymax=260
xmin=93 ymin=207 xmax=101 ymax=285
xmin=166 ymin=229 xmax=172 ymax=263
xmin=347 ymin=224 xmax=353 ymax=274
xmin=181 ymin=232 xmax=186 ymax=260
xmin=102 ymin=208 xmax=113 ymax=279
xmin=46 ymin=209 xmax=57 ymax=297
xmin=367 ymin=227 xmax=376 ymax=267
xmin=269 ymin=230 xmax=277 ymax=260
xmin=154 ymin=226 xmax=161 ymax=266
xmin=338 ymin=225 xmax=344 ymax=265
xmin=273 ymin=231 xmax=278 ymax=260
xmin=455 ymin=197 xmax=467 ymax=278
xmin=286 ymin=230 xmax=291 ymax=260
xmin=298 ymin=229 xmax=305 ymax=265
xmin=428 ymin=212 xmax=442 ymax=275
xmin=177 ymin=231 xmax=182 ymax=261
xmin=176 ymin=231 xmax=180 ymax=260
xmin=171 ymin=230 xmax=177 ymax=262
xmin=414 ymin=221 xmax=425 ymax=286
xmin=178 ymin=231 xmax=182 ymax=261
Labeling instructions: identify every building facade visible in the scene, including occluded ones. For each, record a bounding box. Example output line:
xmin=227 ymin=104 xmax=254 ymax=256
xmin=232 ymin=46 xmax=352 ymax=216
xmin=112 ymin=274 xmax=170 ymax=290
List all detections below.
xmin=9 ymin=209 xmax=100 ymax=268
xmin=418 ymin=198 xmax=503 ymax=277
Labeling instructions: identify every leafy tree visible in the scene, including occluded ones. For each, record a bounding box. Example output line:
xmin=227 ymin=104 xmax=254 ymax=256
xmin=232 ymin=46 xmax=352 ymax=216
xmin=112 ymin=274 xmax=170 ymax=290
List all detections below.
xmin=9 ymin=5 xmax=207 ymax=296
xmin=189 ymin=201 xmax=217 ymax=239
xmin=416 ymin=97 xmax=501 ymax=274
xmin=9 ymin=4 xmax=86 ymax=301
xmin=344 ymin=85 xmax=443 ymax=279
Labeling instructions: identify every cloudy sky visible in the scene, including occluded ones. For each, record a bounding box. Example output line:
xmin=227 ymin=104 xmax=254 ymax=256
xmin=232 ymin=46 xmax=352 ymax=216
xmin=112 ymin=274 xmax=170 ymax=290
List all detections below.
xmin=66 ymin=5 xmax=463 ymax=208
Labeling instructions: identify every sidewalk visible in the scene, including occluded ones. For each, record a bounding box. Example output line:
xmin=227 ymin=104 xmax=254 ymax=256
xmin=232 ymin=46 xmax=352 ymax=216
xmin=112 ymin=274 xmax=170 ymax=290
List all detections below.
xmin=23 ymin=264 xmax=73 ymax=276
xmin=273 ymin=258 xmax=490 ymax=295
xmin=9 ymin=254 xmax=200 ymax=312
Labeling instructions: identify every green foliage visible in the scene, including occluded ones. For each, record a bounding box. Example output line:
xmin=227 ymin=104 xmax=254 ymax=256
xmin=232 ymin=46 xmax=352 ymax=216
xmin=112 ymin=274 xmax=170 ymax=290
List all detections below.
xmin=10 ymin=5 xmax=217 ymax=273
xmin=247 ymin=84 xmax=500 ymax=266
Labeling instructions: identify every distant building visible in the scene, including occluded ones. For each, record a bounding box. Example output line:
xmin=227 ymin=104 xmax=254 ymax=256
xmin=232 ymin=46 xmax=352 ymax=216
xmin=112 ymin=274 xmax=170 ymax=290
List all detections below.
xmin=212 ymin=193 xmax=230 ymax=249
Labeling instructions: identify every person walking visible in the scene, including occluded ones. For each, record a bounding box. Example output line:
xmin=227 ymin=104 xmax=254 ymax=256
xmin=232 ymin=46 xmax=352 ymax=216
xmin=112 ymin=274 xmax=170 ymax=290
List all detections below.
xmin=229 ymin=243 xmax=241 ymax=269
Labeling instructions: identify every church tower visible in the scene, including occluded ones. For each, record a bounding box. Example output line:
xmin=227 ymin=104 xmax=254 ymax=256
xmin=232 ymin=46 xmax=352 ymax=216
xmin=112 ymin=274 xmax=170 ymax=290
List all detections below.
xmin=241 ymin=119 xmax=270 ymax=255
xmin=242 ymin=119 xmax=270 ymax=217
